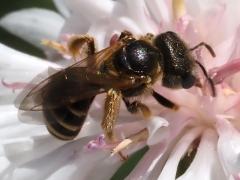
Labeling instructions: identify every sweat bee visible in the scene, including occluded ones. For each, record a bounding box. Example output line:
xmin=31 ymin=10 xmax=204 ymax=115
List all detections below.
xmin=16 ymin=31 xmax=215 ymax=141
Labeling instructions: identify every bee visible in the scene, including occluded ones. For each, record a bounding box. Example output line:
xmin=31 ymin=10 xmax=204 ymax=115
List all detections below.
xmin=16 ymin=31 xmax=215 ymax=141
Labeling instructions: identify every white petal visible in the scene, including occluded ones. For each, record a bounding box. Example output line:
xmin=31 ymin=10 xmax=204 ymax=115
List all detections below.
xmin=127 ymin=116 xmax=190 ymax=179
xmin=78 ymin=116 xmax=102 ymax=138
xmin=0 ymin=43 xmax=58 ymax=104
xmin=46 ymin=150 xmax=120 ymax=180
xmin=0 ymin=105 xmax=47 ymax=140
xmin=216 ymin=117 xmax=240 ymax=178
xmin=60 ymin=15 xmax=90 ymax=35
xmin=1 ymin=137 xmax=94 ymax=180
xmin=0 ymin=8 xmax=64 ymax=50
xmin=126 ymin=143 xmax=167 ymax=180
xmin=177 ymin=129 xmax=226 ymax=180
xmin=0 ymin=157 xmax=10 ymax=173
xmin=147 ymin=110 xmax=192 ymax=146
xmin=86 ymin=17 xmax=142 ymax=49
xmin=65 ymin=0 xmax=114 ymax=21
xmin=3 ymin=135 xmax=65 ymax=166
xmin=158 ymin=127 xmax=203 ymax=180
xmin=115 ymin=17 xmax=143 ymax=34
xmin=145 ymin=0 xmax=172 ymax=26
xmin=120 ymin=0 xmax=158 ymax=33
xmin=53 ymin=0 xmax=70 ymax=17
xmin=146 ymin=116 xmax=169 ymax=145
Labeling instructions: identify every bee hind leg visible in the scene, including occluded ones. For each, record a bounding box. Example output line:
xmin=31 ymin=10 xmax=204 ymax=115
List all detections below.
xmin=101 ymin=88 xmax=122 ymax=141
xmin=102 ymin=89 xmax=129 ymax=160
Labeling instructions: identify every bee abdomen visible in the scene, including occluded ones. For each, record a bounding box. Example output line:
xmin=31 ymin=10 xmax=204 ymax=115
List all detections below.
xmin=43 ymin=98 xmax=94 ymax=140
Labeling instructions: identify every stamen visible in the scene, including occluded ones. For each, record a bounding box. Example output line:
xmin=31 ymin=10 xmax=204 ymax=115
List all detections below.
xmin=41 ymin=39 xmax=67 ymax=54
xmin=223 ymin=87 xmax=236 ymax=96
xmin=1 ymin=79 xmax=29 ymax=93
xmin=172 ymin=0 xmax=186 ymax=20
xmin=111 ymin=128 xmax=148 ymax=155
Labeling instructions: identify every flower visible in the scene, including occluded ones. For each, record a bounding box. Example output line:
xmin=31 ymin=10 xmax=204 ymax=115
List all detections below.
xmin=1 ymin=0 xmax=240 ymax=180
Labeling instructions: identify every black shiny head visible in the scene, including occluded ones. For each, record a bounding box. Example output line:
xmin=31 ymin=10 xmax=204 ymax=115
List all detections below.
xmin=113 ymin=40 xmax=161 ymax=76
xmin=154 ymin=31 xmax=196 ymax=89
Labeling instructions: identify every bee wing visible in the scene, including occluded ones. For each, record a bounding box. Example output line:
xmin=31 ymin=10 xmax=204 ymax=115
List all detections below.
xmin=71 ymin=40 xmax=125 ymax=70
xmin=16 ymin=41 xmax=140 ymax=111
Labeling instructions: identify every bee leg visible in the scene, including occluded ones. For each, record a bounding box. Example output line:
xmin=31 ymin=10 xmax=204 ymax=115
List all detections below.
xmin=152 ymin=90 xmax=179 ymax=110
xmin=118 ymin=31 xmax=135 ymax=42
xmin=123 ymin=98 xmax=152 ymax=119
xmin=41 ymin=35 xmax=96 ymax=61
xmin=102 ymin=89 xmax=128 ymax=160
xmin=189 ymin=42 xmax=216 ymax=57
xmin=101 ymin=88 xmax=122 ymax=141
xmin=67 ymin=35 xmax=95 ymax=61
xmin=140 ymin=33 xmax=154 ymax=44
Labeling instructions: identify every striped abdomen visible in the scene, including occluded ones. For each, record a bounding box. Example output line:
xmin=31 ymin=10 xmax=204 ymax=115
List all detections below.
xmin=43 ymin=98 xmax=94 ymax=140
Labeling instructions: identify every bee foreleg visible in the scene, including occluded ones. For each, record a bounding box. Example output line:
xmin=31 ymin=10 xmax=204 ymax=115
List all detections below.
xmin=102 ymin=89 xmax=122 ymax=141
xmin=123 ymin=98 xmax=152 ymax=119
xmin=139 ymin=33 xmax=154 ymax=44
xmin=152 ymin=90 xmax=179 ymax=110
xmin=118 ymin=31 xmax=135 ymax=43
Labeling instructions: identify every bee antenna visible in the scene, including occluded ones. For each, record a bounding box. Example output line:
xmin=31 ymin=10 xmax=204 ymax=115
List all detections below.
xmin=195 ymin=61 xmax=216 ymax=97
xmin=189 ymin=42 xmax=216 ymax=57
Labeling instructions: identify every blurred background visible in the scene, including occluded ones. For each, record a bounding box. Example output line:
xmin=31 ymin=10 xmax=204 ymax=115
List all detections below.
xmin=0 ymin=0 xmax=57 ymax=58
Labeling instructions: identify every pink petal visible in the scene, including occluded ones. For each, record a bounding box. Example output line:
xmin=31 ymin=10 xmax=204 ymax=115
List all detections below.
xmin=210 ymin=58 xmax=240 ymax=84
